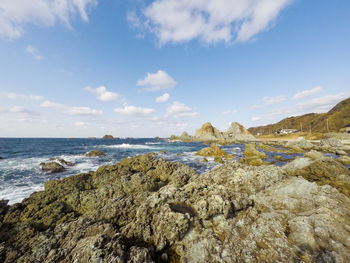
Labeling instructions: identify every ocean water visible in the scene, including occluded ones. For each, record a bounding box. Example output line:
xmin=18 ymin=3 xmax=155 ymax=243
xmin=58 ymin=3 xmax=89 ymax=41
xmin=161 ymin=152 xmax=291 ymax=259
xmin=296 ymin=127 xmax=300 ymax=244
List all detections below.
xmin=0 ymin=138 xmax=301 ymax=205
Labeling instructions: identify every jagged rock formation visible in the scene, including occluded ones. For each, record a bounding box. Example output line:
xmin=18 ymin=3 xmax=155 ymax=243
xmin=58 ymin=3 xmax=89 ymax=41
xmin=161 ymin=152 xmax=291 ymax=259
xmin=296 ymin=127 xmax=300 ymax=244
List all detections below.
xmin=176 ymin=122 xmax=255 ymax=142
xmin=239 ymin=143 xmax=268 ymax=166
xmin=222 ymin=122 xmax=255 ymax=141
xmin=1 ymin=153 xmax=350 ymax=262
xmin=194 ymin=122 xmax=223 ymax=141
xmin=39 ymin=162 xmax=65 ymax=173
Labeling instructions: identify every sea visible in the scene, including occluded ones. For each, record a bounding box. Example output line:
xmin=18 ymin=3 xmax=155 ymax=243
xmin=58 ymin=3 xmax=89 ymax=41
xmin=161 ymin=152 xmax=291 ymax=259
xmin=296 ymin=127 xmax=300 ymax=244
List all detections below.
xmin=0 ymin=138 xmax=301 ymax=205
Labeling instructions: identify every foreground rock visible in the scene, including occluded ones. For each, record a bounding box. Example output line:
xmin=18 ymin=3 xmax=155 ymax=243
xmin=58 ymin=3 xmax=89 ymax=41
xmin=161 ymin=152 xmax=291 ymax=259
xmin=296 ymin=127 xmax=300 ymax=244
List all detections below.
xmin=285 ymin=156 xmax=350 ymax=198
xmin=85 ymin=150 xmax=106 ymax=157
xmin=1 ymin=154 xmax=350 ymax=262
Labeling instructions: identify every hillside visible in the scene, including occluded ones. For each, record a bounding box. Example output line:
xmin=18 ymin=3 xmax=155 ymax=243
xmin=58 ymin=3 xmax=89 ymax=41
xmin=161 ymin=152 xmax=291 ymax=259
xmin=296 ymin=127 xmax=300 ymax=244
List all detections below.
xmin=248 ymin=97 xmax=350 ymax=135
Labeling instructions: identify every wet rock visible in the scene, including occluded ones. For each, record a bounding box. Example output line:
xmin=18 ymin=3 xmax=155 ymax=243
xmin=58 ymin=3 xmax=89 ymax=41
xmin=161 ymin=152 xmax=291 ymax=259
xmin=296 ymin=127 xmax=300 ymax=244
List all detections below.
xmin=0 ymin=156 xmax=2 ymax=160
xmin=239 ymin=143 xmax=268 ymax=166
xmin=258 ymin=143 xmax=278 ymax=152
xmin=48 ymin=158 xmax=74 ymax=166
xmin=40 ymin=162 xmax=65 ymax=173
xmin=195 ymin=144 xmax=227 ymax=157
xmin=85 ymin=150 xmax=105 ymax=157
xmin=214 ymin=156 xmax=224 ymax=163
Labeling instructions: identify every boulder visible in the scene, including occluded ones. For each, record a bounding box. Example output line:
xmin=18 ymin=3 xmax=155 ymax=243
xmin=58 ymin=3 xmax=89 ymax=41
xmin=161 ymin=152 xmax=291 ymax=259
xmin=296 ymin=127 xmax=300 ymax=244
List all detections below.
xmin=40 ymin=162 xmax=65 ymax=173
xmin=286 ymin=137 xmax=314 ymax=151
xmin=102 ymin=135 xmax=114 ymax=139
xmin=304 ymin=150 xmax=324 ymax=160
xmin=85 ymin=150 xmax=105 ymax=157
xmin=239 ymin=143 xmax=268 ymax=166
xmin=0 ymin=156 xmax=2 ymax=159
xmin=195 ymin=144 xmax=227 ymax=157
xmin=48 ymin=158 xmax=74 ymax=166
xmin=87 ymin=137 xmax=97 ymax=139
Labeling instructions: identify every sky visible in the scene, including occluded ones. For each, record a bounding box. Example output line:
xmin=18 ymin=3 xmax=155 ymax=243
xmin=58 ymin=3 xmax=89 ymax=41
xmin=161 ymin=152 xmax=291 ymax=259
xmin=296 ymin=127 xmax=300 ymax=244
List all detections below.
xmin=0 ymin=0 xmax=349 ymax=138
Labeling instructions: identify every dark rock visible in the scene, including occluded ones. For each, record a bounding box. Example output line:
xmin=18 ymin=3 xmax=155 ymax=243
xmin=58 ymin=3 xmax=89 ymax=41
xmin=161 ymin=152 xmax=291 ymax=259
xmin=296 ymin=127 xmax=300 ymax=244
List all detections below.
xmin=48 ymin=158 xmax=74 ymax=166
xmin=102 ymin=135 xmax=114 ymax=139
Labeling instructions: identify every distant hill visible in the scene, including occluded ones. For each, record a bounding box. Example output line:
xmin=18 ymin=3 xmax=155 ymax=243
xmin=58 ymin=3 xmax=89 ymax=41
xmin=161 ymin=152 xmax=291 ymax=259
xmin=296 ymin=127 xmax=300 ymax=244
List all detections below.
xmin=248 ymin=97 xmax=350 ymax=135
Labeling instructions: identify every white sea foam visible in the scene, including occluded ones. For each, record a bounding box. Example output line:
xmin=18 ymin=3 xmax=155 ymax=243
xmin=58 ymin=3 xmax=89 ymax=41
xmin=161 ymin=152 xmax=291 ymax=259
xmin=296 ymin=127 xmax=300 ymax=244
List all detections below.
xmin=145 ymin=142 xmax=161 ymax=145
xmin=97 ymin=143 xmax=159 ymax=149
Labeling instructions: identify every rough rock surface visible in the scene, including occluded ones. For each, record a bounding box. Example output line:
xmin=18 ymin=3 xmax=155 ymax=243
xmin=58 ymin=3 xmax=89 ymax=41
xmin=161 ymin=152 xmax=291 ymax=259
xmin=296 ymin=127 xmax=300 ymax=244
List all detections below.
xmin=195 ymin=144 xmax=227 ymax=158
xmin=48 ymin=158 xmax=74 ymax=166
xmin=40 ymin=161 xmax=65 ymax=173
xmin=337 ymin=155 xmax=350 ymax=165
xmin=286 ymin=137 xmax=314 ymax=152
xmin=1 ymin=154 xmax=350 ymax=262
xmin=239 ymin=143 xmax=268 ymax=166
xmin=222 ymin=122 xmax=255 ymax=141
xmin=285 ymin=156 xmax=350 ymax=198
xmin=304 ymin=150 xmax=324 ymax=160
xmin=85 ymin=150 xmax=106 ymax=157
xmin=194 ymin=122 xmax=223 ymax=141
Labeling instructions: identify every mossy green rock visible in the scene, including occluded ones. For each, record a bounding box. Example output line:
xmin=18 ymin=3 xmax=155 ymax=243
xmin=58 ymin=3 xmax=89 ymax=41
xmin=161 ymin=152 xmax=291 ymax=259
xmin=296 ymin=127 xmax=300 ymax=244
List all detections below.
xmin=195 ymin=144 xmax=227 ymax=157
xmin=40 ymin=162 xmax=65 ymax=173
xmin=85 ymin=150 xmax=105 ymax=157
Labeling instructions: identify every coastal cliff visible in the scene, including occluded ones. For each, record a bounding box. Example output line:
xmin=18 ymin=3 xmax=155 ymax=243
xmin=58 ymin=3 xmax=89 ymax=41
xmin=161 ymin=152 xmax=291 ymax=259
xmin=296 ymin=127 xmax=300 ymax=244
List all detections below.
xmin=1 ymin=152 xmax=350 ymax=262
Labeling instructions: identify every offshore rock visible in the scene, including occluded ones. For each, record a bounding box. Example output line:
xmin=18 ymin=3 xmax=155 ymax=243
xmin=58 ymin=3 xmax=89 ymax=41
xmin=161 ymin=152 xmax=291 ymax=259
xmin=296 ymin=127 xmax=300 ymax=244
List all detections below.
xmin=40 ymin=162 xmax=65 ymax=173
xmin=85 ymin=150 xmax=106 ymax=157
xmin=194 ymin=122 xmax=223 ymax=141
xmin=102 ymin=135 xmax=114 ymax=139
xmin=48 ymin=158 xmax=74 ymax=166
xmin=222 ymin=122 xmax=255 ymax=141
xmin=195 ymin=144 xmax=227 ymax=158
xmin=1 ymin=154 xmax=350 ymax=262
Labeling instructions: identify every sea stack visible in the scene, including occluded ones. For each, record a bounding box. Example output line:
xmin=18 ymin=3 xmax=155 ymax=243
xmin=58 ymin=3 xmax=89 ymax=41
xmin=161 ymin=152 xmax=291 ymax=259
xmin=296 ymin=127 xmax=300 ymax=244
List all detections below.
xmin=193 ymin=122 xmax=223 ymax=141
xmin=102 ymin=135 xmax=114 ymax=139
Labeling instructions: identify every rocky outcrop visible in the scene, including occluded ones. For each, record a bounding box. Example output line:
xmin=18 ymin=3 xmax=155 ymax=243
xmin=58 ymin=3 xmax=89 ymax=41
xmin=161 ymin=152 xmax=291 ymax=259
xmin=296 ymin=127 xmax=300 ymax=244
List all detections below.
xmin=102 ymin=135 xmax=114 ymax=139
xmin=87 ymin=137 xmax=97 ymax=139
xmin=85 ymin=150 xmax=106 ymax=157
xmin=337 ymin=155 xmax=350 ymax=165
xmin=48 ymin=158 xmax=74 ymax=166
xmin=239 ymin=143 xmax=268 ymax=166
xmin=193 ymin=122 xmax=223 ymax=141
xmin=195 ymin=144 xmax=233 ymax=163
xmin=285 ymin=156 xmax=350 ymax=198
xmin=222 ymin=122 xmax=255 ymax=141
xmin=40 ymin=162 xmax=65 ymax=173
xmin=1 ymin=154 xmax=350 ymax=262
xmin=178 ymin=131 xmax=192 ymax=141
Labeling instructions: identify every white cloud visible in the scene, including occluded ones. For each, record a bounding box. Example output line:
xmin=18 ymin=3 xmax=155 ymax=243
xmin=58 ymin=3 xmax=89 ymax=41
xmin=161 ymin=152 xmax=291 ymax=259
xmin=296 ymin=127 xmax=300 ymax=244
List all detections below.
xmin=166 ymin=101 xmax=198 ymax=118
xmin=0 ymin=0 xmax=97 ymax=40
xmin=74 ymin=121 xmax=90 ymax=127
xmin=26 ymin=45 xmax=42 ymax=60
xmin=252 ymin=95 xmax=286 ymax=109
xmin=84 ymin=86 xmax=126 ymax=103
xmin=137 ymin=70 xmax=177 ymax=92
xmin=40 ymin=100 xmax=103 ymax=116
xmin=221 ymin=109 xmax=237 ymax=115
xmin=132 ymin=0 xmax=292 ymax=45
xmin=251 ymin=116 xmax=261 ymax=121
xmin=293 ymin=86 xmax=323 ymax=100
xmin=156 ymin=92 xmax=170 ymax=103
xmin=114 ymin=105 xmax=155 ymax=117
xmin=0 ymin=106 xmax=39 ymax=116
xmin=294 ymin=93 xmax=350 ymax=113
xmin=0 ymin=92 xmax=43 ymax=100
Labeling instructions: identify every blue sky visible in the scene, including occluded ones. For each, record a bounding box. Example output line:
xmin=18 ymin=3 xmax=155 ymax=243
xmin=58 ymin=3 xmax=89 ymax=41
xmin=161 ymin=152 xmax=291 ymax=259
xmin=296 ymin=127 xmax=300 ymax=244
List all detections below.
xmin=0 ymin=0 xmax=349 ymax=137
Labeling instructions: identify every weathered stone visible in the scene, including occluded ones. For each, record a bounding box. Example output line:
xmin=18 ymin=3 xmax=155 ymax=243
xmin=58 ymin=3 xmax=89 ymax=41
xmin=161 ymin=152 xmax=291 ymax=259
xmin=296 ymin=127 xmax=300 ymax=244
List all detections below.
xmin=102 ymin=135 xmax=114 ymax=139
xmin=337 ymin=155 xmax=350 ymax=165
xmin=48 ymin=158 xmax=74 ymax=166
xmin=195 ymin=144 xmax=227 ymax=157
xmin=85 ymin=150 xmax=105 ymax=157
xmin=304 ymin=150 xmax=324 ymax=160
xmin=40 ymin=162 xmax=65 ymax=173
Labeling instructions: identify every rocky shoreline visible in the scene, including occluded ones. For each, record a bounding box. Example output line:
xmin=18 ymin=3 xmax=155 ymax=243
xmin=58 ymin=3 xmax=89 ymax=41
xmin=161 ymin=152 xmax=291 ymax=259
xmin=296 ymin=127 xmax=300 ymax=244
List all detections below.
xmin=1 ymin=137 xmax=350 ymax=263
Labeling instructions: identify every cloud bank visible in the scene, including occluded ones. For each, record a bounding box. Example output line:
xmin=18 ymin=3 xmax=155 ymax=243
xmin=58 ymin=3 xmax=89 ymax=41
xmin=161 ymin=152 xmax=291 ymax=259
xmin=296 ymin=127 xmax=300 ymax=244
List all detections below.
xmin=130 ymin=0 xmax=292 ymax=45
